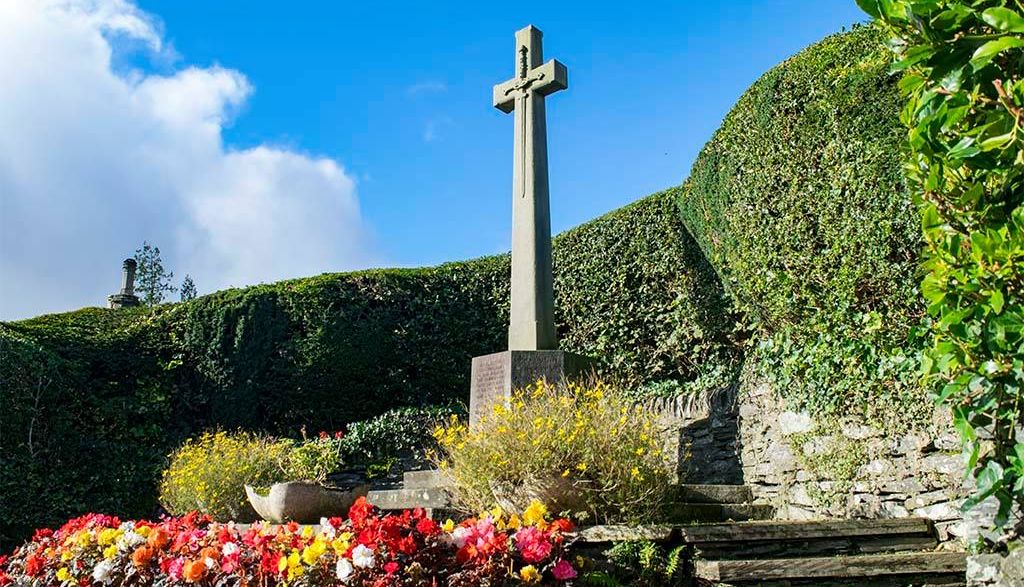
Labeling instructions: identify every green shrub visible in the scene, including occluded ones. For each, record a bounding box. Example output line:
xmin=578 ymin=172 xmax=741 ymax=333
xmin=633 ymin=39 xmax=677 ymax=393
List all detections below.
xmin=678 ymin=26 xmax=926 ymax=427
xmin=431 ymin=380 xmax=674 ymax=524
xmin=159 ymin=431 xmax=342 ymax=521
xmin=1 ymin=189 xmax=735 ymax=547
xmin=860 ymin=0 xmax=1024 ymax=530
xmin=339 ymin=405 xmax=461 ymax=464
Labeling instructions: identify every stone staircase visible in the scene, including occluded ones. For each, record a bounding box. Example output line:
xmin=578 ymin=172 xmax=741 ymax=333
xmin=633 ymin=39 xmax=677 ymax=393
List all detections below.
xmin=367 ymin=473 xmax=967 ymax=585
xmin=579 ymin=518 xmax=966 ymax=585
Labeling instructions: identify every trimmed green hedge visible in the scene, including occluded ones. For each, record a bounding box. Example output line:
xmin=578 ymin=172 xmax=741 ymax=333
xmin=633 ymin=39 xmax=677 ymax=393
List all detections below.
xmin=678 ymin=26 xmax=926 ymax=426
xmin=0 ymin=188 xmax=738 ymax=547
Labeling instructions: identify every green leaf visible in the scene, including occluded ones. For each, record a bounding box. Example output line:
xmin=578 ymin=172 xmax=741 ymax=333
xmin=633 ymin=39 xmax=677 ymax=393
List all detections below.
xmin=971 ymin=37 xmax=1024 ymax=68
xmin=855 ymin=0 xmax=882 ymax=19
xmin=982 ymin=7 xmax=1024 ymax=33
xmin=990 ymin=289 xmax=1005 ymax=314
xmin=892 ymin=45 xmax=936 ymax=72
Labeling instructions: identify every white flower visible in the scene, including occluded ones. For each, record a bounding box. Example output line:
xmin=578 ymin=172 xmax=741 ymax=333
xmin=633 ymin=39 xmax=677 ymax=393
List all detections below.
xmin=118 ymin=522 xmax=135 ymax=532
xmin=319 ymin=517 xmax=336 ymax=539
xmin=450 ymin=526 xmax=471 ymax=548
xmin=92 ymin=560 xmax=115 ymax=584
xmin=335 ymin=557 xmax=354 ymax=582
xmin=350 ymin=544 xmax=375 ymax=569
xmin=222 ymin=542 xmax=240 ymax=556
xmin=120 ymin=531 xmax=146 ymax=548
xmin=204 ymin=557 xmax=216 ymax=569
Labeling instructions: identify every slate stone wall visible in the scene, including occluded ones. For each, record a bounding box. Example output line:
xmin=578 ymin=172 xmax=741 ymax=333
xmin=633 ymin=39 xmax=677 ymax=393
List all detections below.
xmin=967 ymin=551 xmax=1024 ymax=586
xmin=736 ymin=374 xmax=972 ymax=544
xmin=642 ymin=386 xmax=743 ymax=486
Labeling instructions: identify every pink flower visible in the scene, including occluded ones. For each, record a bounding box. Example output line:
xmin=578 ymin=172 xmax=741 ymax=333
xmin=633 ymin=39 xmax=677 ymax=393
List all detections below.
xmin=166 ymin=557 xmax=185 ymax=580
xmin=514 ymin=526 xmax=552 ymax=564
xmin=552 ymin=559 xmax=577 ymax=580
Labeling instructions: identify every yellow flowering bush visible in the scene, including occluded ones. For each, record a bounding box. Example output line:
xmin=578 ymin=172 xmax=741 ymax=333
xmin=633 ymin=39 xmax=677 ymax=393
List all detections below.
xmin=159 ymin=431 xmax=340 ymax=521
xmin=432 ymin=380 xmax=673 ymax=524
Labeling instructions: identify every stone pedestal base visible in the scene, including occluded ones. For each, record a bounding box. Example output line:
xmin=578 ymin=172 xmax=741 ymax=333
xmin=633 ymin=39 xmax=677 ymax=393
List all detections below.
xmin=107 ymin=293 xmax=140 ymax=309
xmin=469 ymin=350 xmax=595 ymax=425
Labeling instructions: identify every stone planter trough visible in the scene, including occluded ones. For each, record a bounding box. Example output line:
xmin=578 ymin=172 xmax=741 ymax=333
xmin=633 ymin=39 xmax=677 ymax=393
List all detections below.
xmin=245 ymin=481 xmax=370 ymax=524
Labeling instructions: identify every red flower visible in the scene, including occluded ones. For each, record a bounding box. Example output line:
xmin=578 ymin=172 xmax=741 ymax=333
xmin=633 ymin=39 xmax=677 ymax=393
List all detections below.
xmin=384 ymin=561 xmax=399 ymax=576
xmin=23 ymin=556 xmax=43 ymax=577
xmin=260 ymin=551 xmax=282 ymax=575
xmin=31 ymin=528 xmax=53 ymax=542
xmin=349 ymin=497 xmax=375 ymax=528
xmin=415 ymin=517 xmax=439 ymax=536
xmin=551 ymin=518 xmax=575 ymax=533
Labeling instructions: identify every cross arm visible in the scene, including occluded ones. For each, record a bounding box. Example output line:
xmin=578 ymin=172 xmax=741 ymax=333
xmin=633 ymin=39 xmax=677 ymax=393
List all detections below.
xmin=492 ymin=59 xmax=568 ymax=113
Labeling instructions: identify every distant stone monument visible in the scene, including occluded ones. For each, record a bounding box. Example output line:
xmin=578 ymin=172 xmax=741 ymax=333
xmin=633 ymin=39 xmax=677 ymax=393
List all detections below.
xmin=107 ymin=258 xmax=141 ymax=309
xmin=469 ymin=25 xmax=593 ymax=425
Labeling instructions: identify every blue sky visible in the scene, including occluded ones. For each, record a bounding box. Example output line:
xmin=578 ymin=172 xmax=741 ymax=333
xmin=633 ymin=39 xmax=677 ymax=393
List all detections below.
xmin=0 ymin=1 xmax=867 ymax=319
xmin=142 ymin=0 xmax=866 ymax=264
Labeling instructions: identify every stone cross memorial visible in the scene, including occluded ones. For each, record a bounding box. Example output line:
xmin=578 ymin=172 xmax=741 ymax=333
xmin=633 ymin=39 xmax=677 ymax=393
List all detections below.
xmin=107 ymin=258 xmax=141 ymax=309
xmin=469 ymin=25 xmax=594 ymax=426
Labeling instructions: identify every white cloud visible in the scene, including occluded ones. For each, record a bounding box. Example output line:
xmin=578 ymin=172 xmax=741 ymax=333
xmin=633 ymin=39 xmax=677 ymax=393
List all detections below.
xmin=405 ymin=80 xmax=447 ymax=96
xmin=0 ymin=0 xmax=377 ymax=320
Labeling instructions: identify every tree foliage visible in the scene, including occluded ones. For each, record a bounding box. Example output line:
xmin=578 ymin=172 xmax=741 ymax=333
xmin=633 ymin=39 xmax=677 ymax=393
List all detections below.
xmin=180 ymin=275 xmax=197 ymax=302
xmin=858 ymin=0 xmax=1024 ymax=531
xmin=134 ymin=242 xmax=175 ymax=306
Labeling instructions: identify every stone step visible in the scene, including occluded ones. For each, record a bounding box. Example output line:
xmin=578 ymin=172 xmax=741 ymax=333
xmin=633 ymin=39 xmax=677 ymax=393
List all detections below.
xmin=664 ymin=502 xmax=775 ymax=523
xmin=694 ymin=551 xmax=967 ymax=584
xmin=366 ymin=487 xmax=451 ymax=510
xmin=576 ymin=518 xmax=940 ymax=559
xmin=578 ymin=517 xmax=935 ymax=544
xmin=675 ymin=484 xmax=752 ymax=504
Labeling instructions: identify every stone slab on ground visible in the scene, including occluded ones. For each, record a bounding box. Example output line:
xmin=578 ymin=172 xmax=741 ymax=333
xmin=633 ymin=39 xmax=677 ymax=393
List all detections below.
xmin=664 ymin=502 xmax=775 ymax=523
xmin=402 ymin=469 xmax=453 ymax=489
xmin=676 ymin=484 xmax=752 ymax=504
xmin=695 ymin=551 xmax=967 ymax=583
xmin=366 ymin=487 xmax=451 ymax=510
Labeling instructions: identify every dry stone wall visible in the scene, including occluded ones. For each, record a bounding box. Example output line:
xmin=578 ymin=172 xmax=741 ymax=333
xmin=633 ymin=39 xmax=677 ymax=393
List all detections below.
xmin=967 ymin=551 xmax=1024 ymax=586
xmin=648 ymin=368 xmax=985 ymax=547
xmin=737 ymin=375 xmax=972 ymax=545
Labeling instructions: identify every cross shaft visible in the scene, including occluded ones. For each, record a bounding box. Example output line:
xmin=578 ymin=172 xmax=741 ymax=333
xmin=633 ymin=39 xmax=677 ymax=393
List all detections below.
xmin=492 ymin=25 xmax=568 ymax=351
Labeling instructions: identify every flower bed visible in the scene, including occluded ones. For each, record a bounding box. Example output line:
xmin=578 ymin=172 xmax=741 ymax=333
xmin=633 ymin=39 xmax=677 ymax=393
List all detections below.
xmin=0 ymin=499 xmax=578 ymax=586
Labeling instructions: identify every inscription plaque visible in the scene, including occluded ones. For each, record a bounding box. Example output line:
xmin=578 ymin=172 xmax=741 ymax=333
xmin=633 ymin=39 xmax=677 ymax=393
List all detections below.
xmin=469 ymin=350 xmax=595 ymax=426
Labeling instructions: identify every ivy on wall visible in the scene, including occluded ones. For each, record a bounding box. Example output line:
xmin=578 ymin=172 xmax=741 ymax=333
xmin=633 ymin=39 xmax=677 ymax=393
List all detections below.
xmin=677 ymin=26 xmax=929 ymax=428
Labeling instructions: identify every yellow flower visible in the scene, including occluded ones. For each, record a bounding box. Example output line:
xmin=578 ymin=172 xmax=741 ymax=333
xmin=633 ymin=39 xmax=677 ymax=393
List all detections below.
xmin=522 ymin=500 xmax=548 ymax=527
xmin=520 ymin=565 xmax=541 ymax=583
xmin=103 ymin=545 xmax=118 ymax=559
xmin=98 ymin=528 xmax=121 ymax=546
xmin=576 ymin=462 xmax=588 ymax=472
xmin=561 ymin=469 xmax=570 ymax=478
xmin=56 ymin=568 xmax=71 ymax=583
xmin=74 ymin=531 xmax=91 ymax=547
xmin=60 ymin=551 xmax=73 ymax=562
xmin=302 ymin=538 xmax=327 ymax=565
xmin=331 ymin=534 xmax=352 ymax=555
xmin=441 ymin=519 xmax=455 ymax=533
xmin=506 ymin=514 xmax=521 ymax=530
